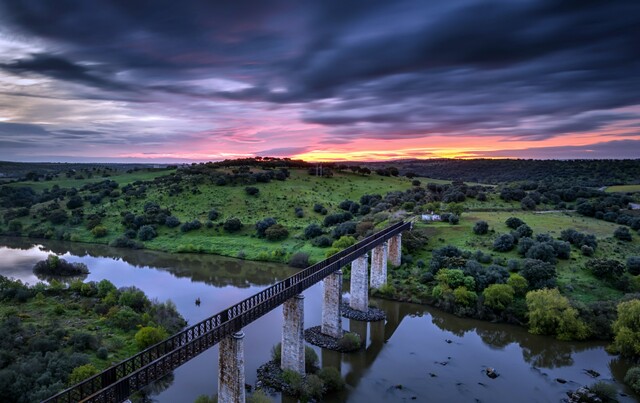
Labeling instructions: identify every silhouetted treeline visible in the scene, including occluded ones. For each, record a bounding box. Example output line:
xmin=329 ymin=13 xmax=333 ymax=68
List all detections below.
xmin=365 ymin=159 xmax=640 ymax=186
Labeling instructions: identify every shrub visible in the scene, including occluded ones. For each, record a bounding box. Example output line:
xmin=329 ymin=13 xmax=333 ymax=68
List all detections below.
xmin=313 ymin=203 xmax=324 ymax=213
xmin=289 ymin=252 xmax=310 ymax=269
xmin=137 ymin=225 xmax=157 ymax=241
xmin=223 ymin=218 xmax=243 ymax=232
xmin=180 ymin=219 xmax=202 ymax=233
xmin=453 ymin=286 xmax=476 ymax=306
xmin=611 ymin=299 xmax=640 ymax=358
xmin=505 ymin=217 xmax=525 ymax=229
xmin=305 ymin=346 xmax=319 ymax=372
xmin=118 ymin=287 xmax=149 ymax=312
xmin=507 ymin=274 xmax=528 ymax=296
xmin=91 ymin=225 xmax=108 ymax=238
xmin=521 ymin=259 xmax=556 ymax=290
xmin=473 ymin=221 xmax=489 ymax=235
xmin=208 ymin=209 xmax=219 ymax=221
xmin=318 ymin=367 xmax=345 ymax=392
xmin=66 ymin=195 xmax=84 ymax=209
xmin=526 ymin=288 xmax=588 ymax=340
xmin=628 ymin=257 xmax=640 ymax=276
xmin=614 ymin=226 xmax=633 ymax=241
xmin=109 ymin=236 xmax=143 ymax=249
xmin=493 ymin=234 xmax=515 ymax=252
xmin=338 ymin=332 xmax=362 ymax=351
xmin=331 ymin=221 xmax=357 ymax=238
xmin=332 ymin=236 xmax=356 ymax=249
xmin=270 ymin=343 xmax=282 ymax=362
xmin=245 ymin=186 xmax=259 ymax=196
xmin=581 ymin=245 xmax=594 ymax=256
xmin=312 ymin=235 xmax=333 ymax=248
xmin=625 ymin=366 xmax=640 ymax=394
xmin=589 ymin=258 xmax=625 ymax=280
xmin=483 ymin=284 xmax=515 ymax=310
xmin=96 ymin=347 xmax=109 ymax=360
xmin=33 ymin=255 xmax=89 ymax=276
xmin=525 ymin=242 xmax=557 ymax=264
xmin=306 ymin=374 xmax=324 ymax=400
xmin=514 ymin=224 xmax=533 ymax=239
xmin=304 ymin=223 xmax=323 ymax=239
xmin=323 ymin=212 xmax=353 ymax=227
xmin=255 ymin=217 xmax=277 ymax=237
xmin=588 ymin=381 xmax=617 ymax=401
xmin=265 ymin=224 xmax=288 ymax=241
xmin=135 ymin=326 xmax=168 ymax=350
xmin=165 ymin=216 xmax=181 ymax=228
xmin=68 ymin=364 xmax=99 ymax=385
xmin=448 ymin=214 xmax=460 ymax=225
xmin=48 ymin=209 xmax=68 ymax=224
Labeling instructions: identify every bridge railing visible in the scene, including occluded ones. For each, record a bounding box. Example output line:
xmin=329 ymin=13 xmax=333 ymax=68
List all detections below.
xmin=43 ymin=220 xmax=410 ymax=403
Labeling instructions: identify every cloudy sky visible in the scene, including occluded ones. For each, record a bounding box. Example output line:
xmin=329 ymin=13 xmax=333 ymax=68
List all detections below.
xmin=0 ymin=0 xmax=638 ymax=162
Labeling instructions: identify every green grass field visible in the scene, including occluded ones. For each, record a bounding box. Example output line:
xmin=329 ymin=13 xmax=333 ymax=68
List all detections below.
xmin=606 ymin=184 xmax=640 ymax=193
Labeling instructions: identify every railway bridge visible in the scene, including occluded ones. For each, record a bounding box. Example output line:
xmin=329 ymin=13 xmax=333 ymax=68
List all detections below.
xmin=45 ymin=220 xmax=412 ymax=403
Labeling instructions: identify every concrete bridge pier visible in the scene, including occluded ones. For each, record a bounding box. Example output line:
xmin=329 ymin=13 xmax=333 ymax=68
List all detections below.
xmin=282 ymin=294 xmax=305 ymax=374
xmin=350 ymin=254 xmax=369 ymax=312
xmin=387 ymin=234 xmax=402 ymax=267
xmin=218 ymin=331 xmax=245 ymax=403
xmin=370 ymin=243 xmax=388 ymax=289
xmin=322 ymin=270 xmax=343 ymax=338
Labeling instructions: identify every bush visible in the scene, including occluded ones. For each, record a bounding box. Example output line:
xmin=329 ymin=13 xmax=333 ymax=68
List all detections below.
xmin=255 ymin=217 xmax=277 ymax=237
xmin=493 ymin=234 xmax=515 ymax=252
xmin=581 ymin=245 xmax=594 ymax=256
xmin=289 ymin=252 xmax=310 ymax=269
xmin=208 ymin=209 xmax=219 ymax=221
xmin=312 ymin=235 xmax=333 ymax=248
xmin=526 ymin=288 xmax=589 ymax=340
xmin=589 ymin=381 xmax=617 ymax=401
xmin=448 ymin=214 xmax=460 ymax=225
xmin=332 ymin=236 xmax=356 ymax=249
xmin=624 ymin=366 xmax=640 ymax=394
xmin=164 ymin=216 xmax=181 ymax=228
xmin=304 ymin=223 xmax=323 ymax=239
xmin=96 ymin=347 xmax=109 ymax=360
xmin=313 ymin=203 xmax=324 ymax=213
xmin=180 ymin=219 xmax=202 ymax=233
xmin=331 ymin=221 xmax=357 ymax=238
xmin=614 ymin=226 xmax=633 ymax=241
xmin=109 ymin=236 xmax=143 ymax=249
xmin=483 ymin=284 xmax=515 ymax=310
xmin=521 ymin=259 xmax=556 ymax=290
xmin=323 ymin=212 xmax=353 ymax=227
xmin=66 ymin=195 xmax=84 ymax=209
xmin=318 ymin=367 xmax=345 ymax=392
xmin=91 ymin=225 xmax=108 ymax=238
xmin=245 ymin=186 xmax=259 ymax=196
xmin=33 ymin=255 xmax=89 ymax=276
xmin=270 ymin=343 xmax=282 ymax=362
xmin=305 ymin=346 xmax=319 ymax=372
xmin=453 ymin=286 xmax=476 ymax=306
xmin=265 ymin=224 xmax=289 ymax=241
xmin=68 ymin=364 xmax=99 ymax=385
xmin=628 ymin=256 xmax=640 ymax=276
xmin=137 ymin=225 xmax=157 ymax=241
xmin=589 ymin=258 xmax=625 ymax=280
xmin=514 ymin=224 xmax=533 ymax=239
xmin=505 ymin=217 xmax=525 ymax=229
xmin=135 ymin=326 xmax=168 ymax=350
xmin=338 ymin=332 xmax=362 ymax=351
xmin=507 ymin=274 xmax=528 ymax=296
xmin=525 ymin=242 xmax=557 ymax=264
xmin=473 ymin=221 xmax=489 ymax=235
xmin=611 ymin=299 xmax=640 ymax=358
xmin=223 ymin=217 xmax=243 ymax=232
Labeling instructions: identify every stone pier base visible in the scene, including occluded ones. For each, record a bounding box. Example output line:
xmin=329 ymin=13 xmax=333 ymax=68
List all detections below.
xmin=350 ymin=254 xmax=369 ymax=312
xmin=282 ymin=294 xmax=305 ymax=374
xmin=388 ymin=234 xmax=402 ymax=267
xmin=218 ymin=331 xmax=245 ymax=403
xmin=370 ymin=243 xmax=388 ymax=289
xmin=322 ymin=270 xmax=343 ymax=338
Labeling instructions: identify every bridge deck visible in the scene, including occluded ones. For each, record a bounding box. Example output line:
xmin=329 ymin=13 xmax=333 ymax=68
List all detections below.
xmin=44 ymin=220 xmax=411 ymax=403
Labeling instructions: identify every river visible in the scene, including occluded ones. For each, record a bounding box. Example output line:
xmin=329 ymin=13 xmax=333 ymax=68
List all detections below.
xmin=0 ymin=237 xmax=636 ymax=403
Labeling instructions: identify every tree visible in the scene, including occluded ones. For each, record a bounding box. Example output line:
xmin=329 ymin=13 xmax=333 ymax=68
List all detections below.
xmin=208 ymin=209 xmax=219 ymax=221
xmin=588 ymin=258 xmax=625 ymax=280
xmin=493 ymin=233 xmax=515 ymax=252
xmin=526 ymin=288 xmax=588 ymax=341
xmin=137 ymin=225 xmax=157 ymax=241
xmin=135 ymin=326 xmax=168 ymax=350
xmin=614 ymin=227 xmax=633 ymax=241
xmin=223 ymin=218 xmax=243 ymax=232
xmin=255 ymin=217 xmax=277 ymax=237
xmin=507 ymin=273 xmax=528 ymax=296
xmin=304 ymin=223 xmax=324 ymax=239
xmin=628 ymin=257 xmax=640 ymax=276
xmin=68 ymin=364 xmax=99 ymax=385
xmin=514 ymin=224 xmax=533 ymax=239
xmin=265 ymin=224 xmax=289 ymax=241
xmin=525 ymin=242 xmax=557 ymax=264
xmin=505 ymin=217 xmax=525 ymax=229
xmin=473 ymin=221 xmax=489 ymax=235
xmin=611 ymin=299 xmax=640 ymax=358
xmin=483 ymin=284 xmax=515 ymax=310
xmin=520 ymin=259 xmax=556 ymax=290
xmin=66 ymin=196 xmax=83 ymax=210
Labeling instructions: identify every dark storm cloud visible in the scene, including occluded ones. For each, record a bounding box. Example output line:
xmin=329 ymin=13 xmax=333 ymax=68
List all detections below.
xmin=0 ymin=0 xmax=638 ymax=149
xmin=0 ymin=53 xmax=132 ymax=91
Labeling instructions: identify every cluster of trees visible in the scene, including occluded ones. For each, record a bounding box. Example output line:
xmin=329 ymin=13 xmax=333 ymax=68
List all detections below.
xmin=0 ymin=276 xmax=185 ymax=402
xmin=255 ymin=218 xmax=289 ymax=241
xmin=33 ymin=255 xmax=89 ymax=276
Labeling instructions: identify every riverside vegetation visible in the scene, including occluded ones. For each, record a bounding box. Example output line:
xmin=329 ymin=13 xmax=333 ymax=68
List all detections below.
xmin=1 ymin=157 xmax=640 ymax=396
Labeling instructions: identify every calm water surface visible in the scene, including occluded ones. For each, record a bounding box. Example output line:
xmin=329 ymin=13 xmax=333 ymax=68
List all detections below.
xmin=0 ymin=237 xmax=636 ymax=403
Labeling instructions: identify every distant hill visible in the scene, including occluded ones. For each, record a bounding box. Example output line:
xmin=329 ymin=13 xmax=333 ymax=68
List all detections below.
xmin=361 ymin=159 xmax=640 ymax=186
